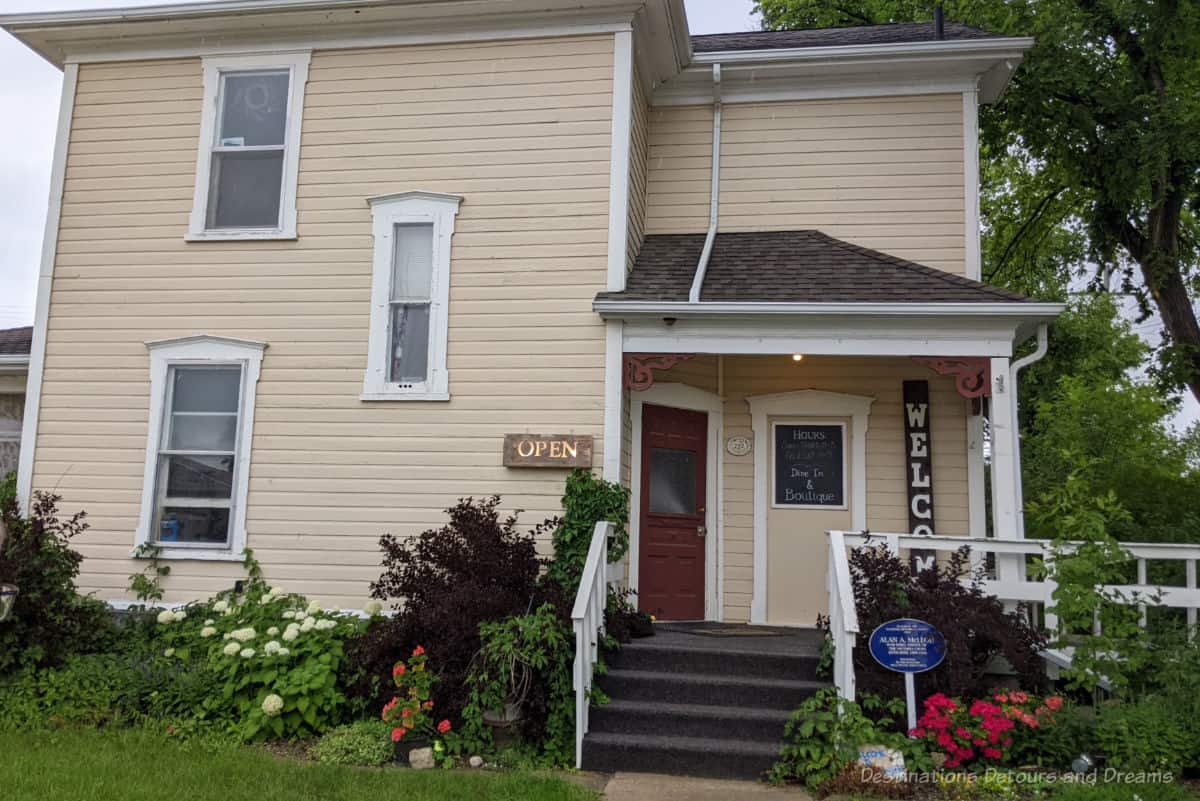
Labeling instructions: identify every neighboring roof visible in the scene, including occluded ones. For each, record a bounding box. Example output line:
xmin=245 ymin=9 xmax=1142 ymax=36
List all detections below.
xmin=597 ymin=231 xmax=1033 ymax=305
xmin=0 ymin=326 xmax=33 ymax=357
xmin=692 ymin=21 xmax=1003 ymax=53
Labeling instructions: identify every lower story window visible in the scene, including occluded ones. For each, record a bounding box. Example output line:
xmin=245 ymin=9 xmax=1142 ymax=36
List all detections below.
xmin=135 ymin=336 xmax=266 ymax=559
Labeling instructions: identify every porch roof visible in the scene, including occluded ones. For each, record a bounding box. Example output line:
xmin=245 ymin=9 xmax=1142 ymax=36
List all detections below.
xmin=597 ymin=230 xmax=1031 ymax=305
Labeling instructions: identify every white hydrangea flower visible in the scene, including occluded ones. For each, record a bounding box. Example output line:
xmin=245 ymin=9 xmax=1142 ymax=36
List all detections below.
xmin=314 ymin=619 xmax=336 ymax=631
xmin=204 ymin=619 xmax=215 ymax=626
xmin=231 ymin=627 xmax=256 ymax=642
xmin=264 ymin=640 xmax=281 ymax=655
xmin=282 ymin=625 xmax=299 ymax=642
xmin=212 ymin=600 xmax=229 ymax=614
xmin=163 ymin=648 xmax=175 ymax=657
xmin=300 ymin=617 xmax=316 ymax=633
xmin=293 ymin=610 xmax=307 ymax=621
xmin=267 ymin=586 xmax=282 ymax=597
xmin=223 ymin=642 xmax=240 ymax=656
xmin=277 ymin=647 xmax=290 ymax=657
xmin=307 ymin=600 xmax=321 ymax=615
xmin=172 ymin=610 xmax=187 ymax=622
xmin=156 ymin=610 xmax=174 ymax=625
xmin=267 ymin=626 xmax=279 ymax=636
xmin=364 ymin=600 xmax=383 ymax=616
xmin=200 ymin=626 xmax=217 ymax=638
xmin=261 ymin=694 xmax=284 ymax=717
xmin=281 ymin=610 xmax=295 ymax=620
xmin=239 ymin=648 xmax=255 ymax=659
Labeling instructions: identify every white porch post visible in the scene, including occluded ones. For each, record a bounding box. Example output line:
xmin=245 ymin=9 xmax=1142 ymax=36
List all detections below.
xmin=989 ymin=357 xmax=1022 ymax=584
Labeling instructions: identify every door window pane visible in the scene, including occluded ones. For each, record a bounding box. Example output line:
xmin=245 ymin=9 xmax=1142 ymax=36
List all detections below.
xmin=218 ymin=71 xmax=289 ymax=147
xmin=207 ymin=150 xmax=285 ymax=229
xmin=391 ymin=224 xmax=434 ymax=300
xmin=649 ymin=447 xmax=697 ymax=515
xmin=390 ymin=304 xmax=431 ymax=383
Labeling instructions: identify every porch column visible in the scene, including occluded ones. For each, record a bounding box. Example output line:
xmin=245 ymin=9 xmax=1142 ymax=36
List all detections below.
xmin=989 ymin=357 xmax=1022 ymax=584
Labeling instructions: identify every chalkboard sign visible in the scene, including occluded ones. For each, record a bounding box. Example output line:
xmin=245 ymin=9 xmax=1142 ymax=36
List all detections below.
xmin=773 ymin=423 xmax=845 ymax=507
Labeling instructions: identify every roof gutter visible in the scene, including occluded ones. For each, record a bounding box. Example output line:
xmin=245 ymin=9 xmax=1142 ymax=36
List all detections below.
xmin=689 ymin=63 xmax=722 ymax=303
xmin=594 ymin=300 xmax=1066 ymax=318
xmin=0 ymin=355 xmax=30 ymax=371
xmin=690 ymin=36 xmax=1035 ymax=65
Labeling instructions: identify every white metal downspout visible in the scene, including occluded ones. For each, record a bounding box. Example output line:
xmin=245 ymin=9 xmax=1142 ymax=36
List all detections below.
xmin=1008 ymin=323 xmax=1049 ymax=538
xmin=688 ymin=63 xmax=722 ymax=303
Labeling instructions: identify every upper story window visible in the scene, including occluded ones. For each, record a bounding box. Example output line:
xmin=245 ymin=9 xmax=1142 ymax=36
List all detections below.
xmin=135 ymin=336 xmax=266 ymax=560
xmin=188 ymin=52 xmax=310 ymax=241
xmin=363 ymin=192 xmax=463 ymax=401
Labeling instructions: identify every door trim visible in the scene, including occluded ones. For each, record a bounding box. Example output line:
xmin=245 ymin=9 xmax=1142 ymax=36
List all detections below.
xmin=746 ymin=390 xmax=874 ymax=625
xmin=630 ymin=382 xmax=724 ymax=622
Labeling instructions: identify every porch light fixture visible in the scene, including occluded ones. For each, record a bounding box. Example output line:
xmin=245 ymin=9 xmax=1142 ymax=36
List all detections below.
xmin=792 ymin=354 xmax=805 ymax=362
xmin=0 ymin=584 xmax=17 ymax=623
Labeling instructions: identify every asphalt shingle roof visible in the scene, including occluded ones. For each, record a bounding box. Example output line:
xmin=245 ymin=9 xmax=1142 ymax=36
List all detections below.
xmin=691 ymin=21 xmax=1002 ymax=53
xmin=596 ymin=231 xmax=1032 ymax=304
xmin=0 ymin=326 xmax=32 ymax=356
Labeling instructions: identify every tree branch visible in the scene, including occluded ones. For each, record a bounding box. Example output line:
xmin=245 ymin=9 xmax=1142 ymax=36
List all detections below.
xmin=984 ymin=186 xmax=1066 ymax=283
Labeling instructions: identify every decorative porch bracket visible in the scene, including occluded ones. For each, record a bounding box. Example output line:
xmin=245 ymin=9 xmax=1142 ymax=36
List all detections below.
xmin=912 ymin=357 xmax=991 ymax=399
xmin=624 ymin=353 xmax=695 ymax=391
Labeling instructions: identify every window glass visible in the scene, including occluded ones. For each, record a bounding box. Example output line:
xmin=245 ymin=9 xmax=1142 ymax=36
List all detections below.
xmin=218 ymin=71 xmax=289 ymax=147
xmin=390 ymin=304 xmax=431 ymax=383
xmin=388 ymin=224 xmax=435 ymax=383
xmin=649 ymin=447 xmax=698 ymax=515
xmin=391 ymin=224 xmax=434 ymax=300
xmin=155 ymin=366 xmax=242 ymax=546
xmin=207 ymin=151 xmax=285 ymax=229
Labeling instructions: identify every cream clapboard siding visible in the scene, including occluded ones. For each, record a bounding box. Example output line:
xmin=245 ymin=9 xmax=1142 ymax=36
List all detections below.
xmin=654 ymin=355 xmax=971 ymax=622
xmin=626 ymin=69 xmax=649 ymax=271
xmin=645 ymin=94 xmax=967 ymax=274
xmin=34 ymin=35 xmax=616 ymax=606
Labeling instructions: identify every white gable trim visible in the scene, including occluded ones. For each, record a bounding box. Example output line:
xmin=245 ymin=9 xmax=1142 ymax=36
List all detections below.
xmin=746 ymin=390 xmax=873 ymax=624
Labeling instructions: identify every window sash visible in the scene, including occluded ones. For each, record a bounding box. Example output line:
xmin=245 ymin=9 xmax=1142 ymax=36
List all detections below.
xmin=152 ymin=365 xmax=243 ymax=548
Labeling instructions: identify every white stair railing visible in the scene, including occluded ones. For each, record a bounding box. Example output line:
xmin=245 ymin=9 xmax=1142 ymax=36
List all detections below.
xmin=571 ymin=520 xmax=614 ymax=769
xmin=825 ymin=530 xmax=1200 ymax=700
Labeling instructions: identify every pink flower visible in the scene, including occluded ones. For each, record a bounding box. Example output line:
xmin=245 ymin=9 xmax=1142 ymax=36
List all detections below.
xmin=393 ymin=663 xmax=407 ymax=678
xmin=391 ymin=727 xmax=406 ymax=742
xmin=413 ymin=645 xmax=426 ymax=656
xmin=983 ymin=747 xmax=1002 ymax=760
xmin=1045 ymin=696 xmax=1064 ymax=712
xmin=437 ymin=719 xmax=451 ymax=734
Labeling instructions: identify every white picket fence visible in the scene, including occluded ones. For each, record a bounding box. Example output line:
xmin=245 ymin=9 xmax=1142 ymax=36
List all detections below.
xmin=826 ymin=530 xmax=1200 ymax=701
xmin=570 ymin=521 xmax=615 ymax=769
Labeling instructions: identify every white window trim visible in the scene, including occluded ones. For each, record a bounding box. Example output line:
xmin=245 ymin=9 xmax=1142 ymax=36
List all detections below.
xmin=134 ymin=335 xmax=266 ymax=561
xmin=362 ymin=191 xmax=462 ymax=402
xmin=187 ymin=51 xmax=310 ymax=241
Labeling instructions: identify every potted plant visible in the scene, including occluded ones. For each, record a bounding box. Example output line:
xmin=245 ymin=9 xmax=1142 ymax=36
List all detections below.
xmin=382 ymin=646 xmax=452 ymax=766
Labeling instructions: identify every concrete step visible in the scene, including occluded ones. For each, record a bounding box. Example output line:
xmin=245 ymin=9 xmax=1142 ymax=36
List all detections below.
xmin=596 ymin=669 xmax=824 ymax=710
xmin=589 ymin=698 xmax=792 ymax=742
xmin=582 ymin=731 xmax=781 ymax=780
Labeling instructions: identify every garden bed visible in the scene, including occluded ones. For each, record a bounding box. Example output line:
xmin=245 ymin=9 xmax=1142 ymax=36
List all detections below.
xmin=0 ymin=728 xmax=598 ymax=801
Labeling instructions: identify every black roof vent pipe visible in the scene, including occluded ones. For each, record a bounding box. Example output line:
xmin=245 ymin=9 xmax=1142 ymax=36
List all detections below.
xmin=934 ymin=3 xmax=945 ymax=39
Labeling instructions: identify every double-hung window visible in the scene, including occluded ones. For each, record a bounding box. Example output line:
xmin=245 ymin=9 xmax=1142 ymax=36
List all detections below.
xmin=135 ymin=337 xmax=265 ymax=560
xmin=188 ymin=53 xmax=309 ymax=240
xmin=363 ymin=192 xmax=462 ymax=401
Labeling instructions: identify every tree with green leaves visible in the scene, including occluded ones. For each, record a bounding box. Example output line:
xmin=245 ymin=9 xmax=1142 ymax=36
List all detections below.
xmin=755 ymin=0 xmax=1200 ymax=401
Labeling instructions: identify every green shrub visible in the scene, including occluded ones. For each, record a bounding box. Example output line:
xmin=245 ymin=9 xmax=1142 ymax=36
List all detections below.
xmin=547 ymin=469 xmax=629 ymax=592
xmin=769 ymin=687 xmax=929 ymax=792
xmin=1052 ymin=782 xmax=1193 ymax=801
xmin=310 ymin=720 xmax=393 ymax=767
xmin=0 ymin=478 xmax=117 ymax=673
xmin=1095 ymin=700 xmax=1191 ymax=773
xmin=1009 ymin=700 xmax=1097 ymax=770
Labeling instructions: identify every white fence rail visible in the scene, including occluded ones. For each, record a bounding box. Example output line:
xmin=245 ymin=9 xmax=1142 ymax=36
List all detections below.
xmin=826 ymin=531 xmax=1200 ymax=700
xmin=571 ymin=521 xmax=614 ymax=769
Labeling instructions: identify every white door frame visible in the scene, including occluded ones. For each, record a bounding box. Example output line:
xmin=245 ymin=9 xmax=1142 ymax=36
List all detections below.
xmin=746 ymin=390 xmax=874 ymax=624
xmin=629 ymin=382 xmax=724 ymax=622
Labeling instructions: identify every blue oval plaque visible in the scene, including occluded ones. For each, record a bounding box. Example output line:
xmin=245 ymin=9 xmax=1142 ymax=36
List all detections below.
xmin=868 ymin=618 xmax=946 ymax=674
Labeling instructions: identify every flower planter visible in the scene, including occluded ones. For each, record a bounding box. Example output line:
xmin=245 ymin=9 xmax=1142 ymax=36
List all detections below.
xmin=393 ymin=736 xmax=430 ymax=766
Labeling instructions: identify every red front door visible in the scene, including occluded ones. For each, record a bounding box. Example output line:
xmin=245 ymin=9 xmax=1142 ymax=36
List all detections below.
xmin=638 ymin=403 xmax=707 ymax=620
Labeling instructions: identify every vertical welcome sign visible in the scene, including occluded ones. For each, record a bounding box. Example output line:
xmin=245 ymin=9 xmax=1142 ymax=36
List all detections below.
xmin=903 ymin=380 xmax=936 ymax=573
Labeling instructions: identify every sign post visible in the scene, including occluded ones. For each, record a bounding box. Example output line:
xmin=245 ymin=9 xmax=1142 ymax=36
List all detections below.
xmin=868 ymin=618 xmax=946 ymax=732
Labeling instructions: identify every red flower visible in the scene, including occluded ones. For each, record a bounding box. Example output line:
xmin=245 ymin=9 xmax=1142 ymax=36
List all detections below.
xmin=1045 ymin=696 xmax=1064 ymax=712
xmin=994 ymin=692 xmax=1009 ymax=703
xmin=391 ymin=727 xmax=406 ymax=742
xmin=1010 ymin=691 xmax=1029 ymax=704
xmin=393 ymin=663 xmax=407 ymax=678
xmin=381 ymin=698 xmax=398 ymax=721
xmin=423 ymin=701 xmax=434 ymax=710
xmin=401 ymin=707 xmax=411 ymax=718
xmin=983 ymin=747 xmax=1002 ymax=760
xmin=413 ymin=645 xmax=426 ymax=656
xmin=437 ymin=719 xmax=451 ymax=734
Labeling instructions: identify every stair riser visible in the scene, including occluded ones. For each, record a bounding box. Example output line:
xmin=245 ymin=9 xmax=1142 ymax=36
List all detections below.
xmin=597 ymin=674 xmax=818 ymax=709
xmin=582 ymin=739 xmax=777 ymax=780
xmin=610 ymin=647 xmax=821 ymax=681
xmin=589 ymin=706 xmax=788 ymax=742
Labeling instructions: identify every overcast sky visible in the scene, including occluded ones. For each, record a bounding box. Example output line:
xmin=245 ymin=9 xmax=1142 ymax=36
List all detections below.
xmin=0 ymin=0 xmax=1195 ymax=429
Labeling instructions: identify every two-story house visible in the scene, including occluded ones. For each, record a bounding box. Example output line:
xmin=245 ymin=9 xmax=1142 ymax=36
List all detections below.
xmin=3 ymin=0 xmax=1060 ymax=630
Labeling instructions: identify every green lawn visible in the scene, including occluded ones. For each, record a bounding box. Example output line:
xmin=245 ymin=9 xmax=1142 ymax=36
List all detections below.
xmin=0 ymin=728 xmax=598 ymax=801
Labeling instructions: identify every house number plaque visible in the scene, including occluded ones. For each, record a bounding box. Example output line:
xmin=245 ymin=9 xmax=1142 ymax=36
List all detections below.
xmin=503 ymin=434 xmax=594 ymax=468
